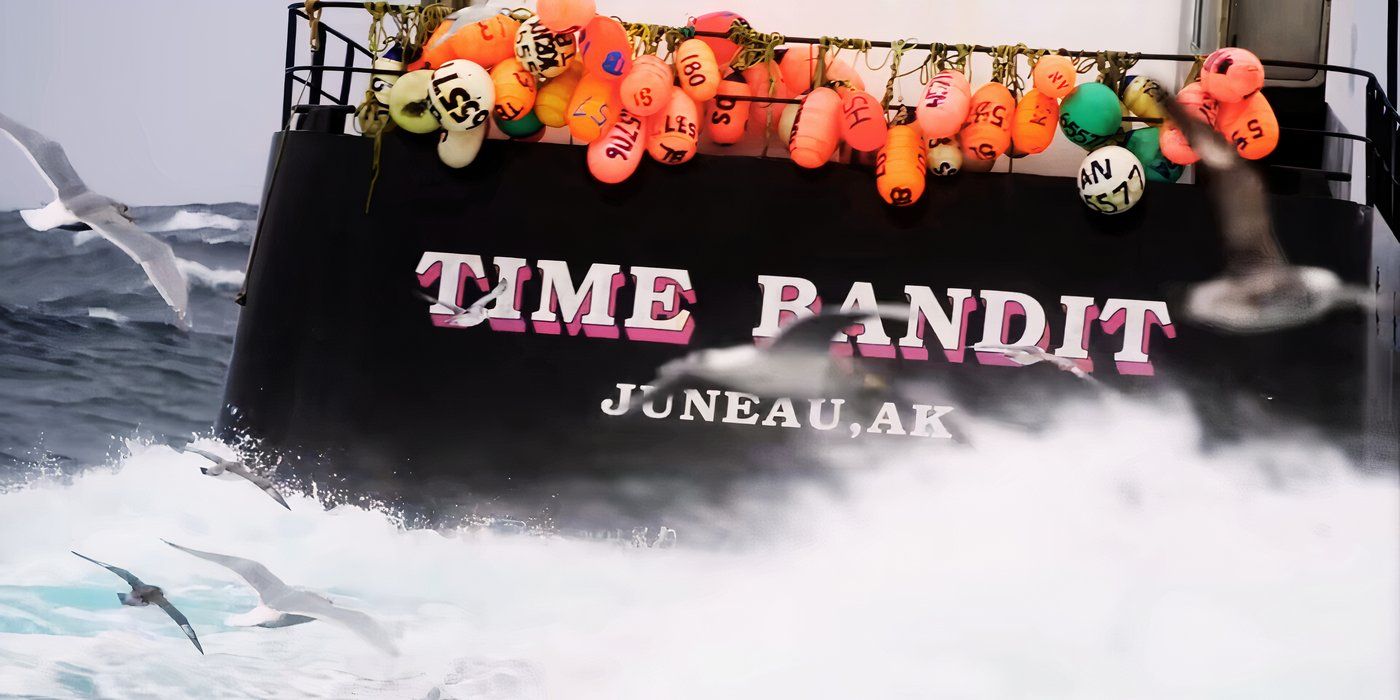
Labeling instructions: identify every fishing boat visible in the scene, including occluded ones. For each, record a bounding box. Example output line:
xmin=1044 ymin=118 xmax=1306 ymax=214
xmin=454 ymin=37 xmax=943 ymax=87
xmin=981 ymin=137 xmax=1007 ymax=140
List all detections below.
xmin=217 ymin=2 xmax=1399 ymax=524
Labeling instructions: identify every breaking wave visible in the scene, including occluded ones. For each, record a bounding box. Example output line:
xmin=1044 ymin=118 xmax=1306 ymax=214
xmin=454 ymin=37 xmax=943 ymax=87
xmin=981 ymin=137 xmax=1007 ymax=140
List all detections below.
xmin=147 ymin=210 xmax=244 ymax=233
xmin=0 ymin=394 xmax=1394 ymax=699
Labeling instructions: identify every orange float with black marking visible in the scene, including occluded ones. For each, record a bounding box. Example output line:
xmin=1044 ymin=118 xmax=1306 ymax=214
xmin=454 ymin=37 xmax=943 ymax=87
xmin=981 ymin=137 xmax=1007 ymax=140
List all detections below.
xmin=1031 ymin=54 xmax=1077 ymax=99
xmin=838 ymin=88 xmax=887 ymax=152
xmin=789 ymin=87 xmax=842 ymax=168
xmin=447 ymin=14 xmax=521 ymax=69
xmin=567 ymin=71 xmax=616 ymax=142
xmin=588 ymin=109 xmax=648 ymax=183
xmin=620 ymin=55 xmax=673 ymax=117
xmin=579 ymin=16 xmax=632 ymax=82
xmin=1159 ymin=81 xmax=1218 ymax=165
xmin=706 ymin=74 xmax=751 ymax=145
xmin=489 ymin=58 xmax=538 ymax=123
xmin=1010 ymin=88 xmax=1058 ymax=155
xmin=876 ymin=124 xmax=927 ymax=206
xmin=916 ymin=69 xmax=972 ymax=139
xmin=959 ymin=82 xmax=1014 ymax=161
xmin=647 ymin=90 xmax=700 ymax=164
xmin=1216 ymin=91 xmax=1279 ymax=160
xmin=675 ymin=38 xmax=722 ymax=102
xmin=1201 ymin=47 xmax=1265 ymax=103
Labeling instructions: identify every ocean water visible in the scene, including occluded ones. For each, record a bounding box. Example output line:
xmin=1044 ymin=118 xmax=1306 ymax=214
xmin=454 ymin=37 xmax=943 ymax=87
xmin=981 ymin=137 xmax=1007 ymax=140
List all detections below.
xmin=0 ymin=205 xmax=1396 ymax=698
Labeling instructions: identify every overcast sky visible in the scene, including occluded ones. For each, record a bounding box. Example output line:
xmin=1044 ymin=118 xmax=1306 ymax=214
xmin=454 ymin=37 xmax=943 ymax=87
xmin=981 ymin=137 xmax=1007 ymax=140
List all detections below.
xmin=2 ymin=0 xmax=1381 ymax=210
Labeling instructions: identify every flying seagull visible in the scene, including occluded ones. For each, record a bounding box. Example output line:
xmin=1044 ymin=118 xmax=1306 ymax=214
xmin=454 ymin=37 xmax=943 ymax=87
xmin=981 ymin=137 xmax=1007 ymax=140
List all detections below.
xmin=1151 ymin=94 xmax=1369 ymax=333
xmin=973 ymin=342 xmax=1098 ymax=383
xmin=70 ymin=551 xmax=203 ymax=654
xmin=418 ymin=276 xmax=509 ymax=327
xmin=634 ymin=306 xmax=910 ymax=408
xmin=0 ymin=111 xmax=190 ymax=330
xmin=182 ymin=446 xmax=291 ymax=511
xmin=164 ymin=540 xmax=399 ymax=656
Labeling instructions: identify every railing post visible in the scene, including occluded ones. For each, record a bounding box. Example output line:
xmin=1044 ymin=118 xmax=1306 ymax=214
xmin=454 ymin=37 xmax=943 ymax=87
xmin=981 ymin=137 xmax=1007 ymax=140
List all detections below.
xmin=283 ymin=7 xmax=297 ymax=125
xmin=308 ymin=23 xmax=328 ymax=107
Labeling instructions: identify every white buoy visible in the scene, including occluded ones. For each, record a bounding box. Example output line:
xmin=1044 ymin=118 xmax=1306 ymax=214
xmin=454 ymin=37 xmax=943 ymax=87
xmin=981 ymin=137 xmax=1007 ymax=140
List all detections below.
xmin=429 ymin=60 xmax=495 ymax=131
xmin=1077 ymin=145 xmax=1145 ymax=214
xmin=926 ymin=136 xmax=963 ymax=176
xmin=438 ymin=127 xmax=488 ymax=168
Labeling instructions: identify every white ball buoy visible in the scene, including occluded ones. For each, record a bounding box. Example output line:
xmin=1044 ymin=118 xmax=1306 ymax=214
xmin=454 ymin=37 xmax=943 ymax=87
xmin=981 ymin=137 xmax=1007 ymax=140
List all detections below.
xmin=428 ymin=60 xmax=495 ymax=131
xmin=1077 ymin=145 xmax=1145 ymax=214
xmin=387 ymin=69 xmax=441 ymax=134
xmin=438 ymin=127 xmax=488 ymax=168
xmin=926 ymin=136 xmax=963 ymax=176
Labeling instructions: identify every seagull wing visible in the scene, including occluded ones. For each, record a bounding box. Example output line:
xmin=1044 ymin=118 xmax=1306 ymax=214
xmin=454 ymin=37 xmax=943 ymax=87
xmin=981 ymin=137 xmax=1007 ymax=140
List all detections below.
xmin=0 ymin=111 xmax=83 ymax=200
xmin=80 ymin=207 xmax=190 ymax=329
xmin=467 ymin=276 xmax=510 ymax=315
xmin=769 ymin=305 xmax=910 ymax=353
xmin=181 ymin=446 xmax=227 ymax=464
xmin=418 ymin=290 xmax=468 ymax=315
xmin=71 ymin=551 xmax=145 ymax=588
xmin=163 ymin=541 xmax=292 ymax=603
xmin=153 ymin=595 xmax=204 ymax=654
xmin=1153 ymin=93 xmax=1283 ymax=275
xmin=288 ymin=594 xmax=398 ymax=655
xmin=224 ymin=462 xmax=292 ymax=510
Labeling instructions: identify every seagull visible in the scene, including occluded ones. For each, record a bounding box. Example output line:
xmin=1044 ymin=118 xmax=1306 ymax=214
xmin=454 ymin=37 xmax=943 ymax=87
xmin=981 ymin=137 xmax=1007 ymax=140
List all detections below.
xmin=0 ymin=111 xmax=191 ymax=330
xmin=1151 ymin=93 xmax=1369 ymax=333
xmin=163 ymin=540 xmax=399 ymax=655
xmin=973 ymin=342 xmax=1098 ymax=383
xmin=182 ymin=446 xmax=291 ymax=511
xmin=418 ymin=276 xmax=509 ymax=327
xmin=634 ymin=306 xmax=910 ymax=408
xmin=70 ymin=551 xmax=203 ymax=654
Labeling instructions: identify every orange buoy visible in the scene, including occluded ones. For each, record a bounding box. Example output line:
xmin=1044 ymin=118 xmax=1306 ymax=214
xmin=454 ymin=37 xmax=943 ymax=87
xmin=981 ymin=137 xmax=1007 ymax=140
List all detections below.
xmin=567 ymin=71 xmax=616 ymax=142
xmin=876 ymin=124 xmax=927 ymax=206
xmin=838 ymin=88 xmax=887 ymax=152
xmin=620 ymin=54 xmax=673 ymax=117
xmin=446 ymin=14 xmax=521 ymax=70
xmin=675 ymin=39 xmax=722 ymax=102
xmin=789 ymin=87 xmax=842 ymax=168
xmin=706 ymin=74 xmax=751 ymax=145
xmin=536 ymin=0 xmax=595 ymax=33
xmin=1201 ymin=47 xmax=1265 ymax=103
xmin=1216 ymin=91 xmax=1279 ymax=160
xmin=916 ymin=69 xmax=972 ymax=139
xmin=579 ymin=16 xmax=632 ymax=81
xmin=647 ymin=90 xmax=700 ymax=164
xmin=742 ymin=61 xmax=791 ymax=137
xmin=1159 ymin=82 xmax=1219 ymax=165
xmin=588 ymin=109 xmax=648 ymax=183
xmin=688 ymin=11 xmax=748 ymax=65
xmin=535 ymin=62 xmax=584 ymax=127
xmin=417 ymin=18 xmax=458 ymax=70
xmin=778 ymin=45 xmax=866 ymax=93
xmin=959 ymin=82 xmax=1014 ymax=161
xmin=1010 ymin=88 xmax=1058 ymax=155
xmin=490 ymin=58 xmax=538 ymax=122
xmin=1031 ymin=54 xmax=1077 ymax=99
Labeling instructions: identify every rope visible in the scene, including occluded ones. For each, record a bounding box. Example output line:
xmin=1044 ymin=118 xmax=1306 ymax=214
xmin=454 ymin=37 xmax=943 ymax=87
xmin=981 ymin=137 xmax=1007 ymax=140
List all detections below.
xmin=881 ymin=39 xmax=915 ymax=112
xmin=305 ymin=0 xmax=323 ymax=52
xmin=1094 ymin=49 xmax=1140 ymax=91
xmin=1184 ymin=54 xmax=1206 ymax=84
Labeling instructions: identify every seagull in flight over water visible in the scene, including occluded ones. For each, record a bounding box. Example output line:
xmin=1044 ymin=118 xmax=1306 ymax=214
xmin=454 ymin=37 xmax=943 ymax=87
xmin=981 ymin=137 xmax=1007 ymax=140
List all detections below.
xmin=1150 ymin=93 xmax=1369 ymax=333
xmin=0 ymin=111 xmax=190 ymax=330
xmin=71 ymin=551 xmax=203 ymax=654
xmin=418 ymin=276 xmax=509 ymax=327
xmin=182 ymin=446 xmax=291 ymax=510
xmin=164 ymin=540 xmax=399 ymax=655
xmin=973 ymin=342 xmax=1099 ymax=383
xmin=635 ymin=306 xmax=911 ymax=408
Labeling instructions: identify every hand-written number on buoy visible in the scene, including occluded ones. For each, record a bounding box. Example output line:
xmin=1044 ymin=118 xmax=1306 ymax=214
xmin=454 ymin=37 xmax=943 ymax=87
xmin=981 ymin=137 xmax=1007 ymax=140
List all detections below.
xmin=711 ymin=96 xmax=738 ymax=125
xmin=1230 ymin=118 xmax=1266 ymax=152
xmin=432 ymin=75 xmax=487 ymax=127
xmin=604 ymin=116 xmax=643 ymax=159
xmin=968 ymin=102 xmax=1006 ymax=127
xmin=634 ymin=88 xmax=653 ymax=107
xmin=681 ymin=60 xmax=707 ymax=87
xmin=573 ymin=97 xmax=610 ymax=126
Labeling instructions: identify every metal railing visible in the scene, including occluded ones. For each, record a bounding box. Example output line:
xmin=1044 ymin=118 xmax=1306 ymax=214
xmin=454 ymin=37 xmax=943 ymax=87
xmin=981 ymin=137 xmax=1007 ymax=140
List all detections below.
xmin=282 ymin=1 xmax=1400 ymax=228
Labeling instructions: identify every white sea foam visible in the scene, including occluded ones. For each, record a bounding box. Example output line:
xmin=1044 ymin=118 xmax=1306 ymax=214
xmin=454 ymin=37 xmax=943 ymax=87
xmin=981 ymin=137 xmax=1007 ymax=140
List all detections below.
xmin=148 ymin=211 xmax=244 ymax=233
xmin=176 ymin=258 xmax=245 ymax=290
xmin=0 ymin=397 xmax=1394 ymax=699
xmin=86 ymin=307 xmax=129 ymax=324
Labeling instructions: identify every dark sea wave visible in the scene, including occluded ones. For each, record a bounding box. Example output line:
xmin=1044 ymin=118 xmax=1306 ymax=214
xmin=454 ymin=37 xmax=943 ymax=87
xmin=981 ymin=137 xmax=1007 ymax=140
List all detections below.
xmin=0 ymin=204 xmax=253 ymax=473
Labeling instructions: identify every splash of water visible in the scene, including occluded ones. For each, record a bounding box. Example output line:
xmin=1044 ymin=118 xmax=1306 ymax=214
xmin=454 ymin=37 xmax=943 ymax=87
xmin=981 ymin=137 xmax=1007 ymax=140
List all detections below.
xmin=0 ymin=395 xmax=1395 ymax=699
